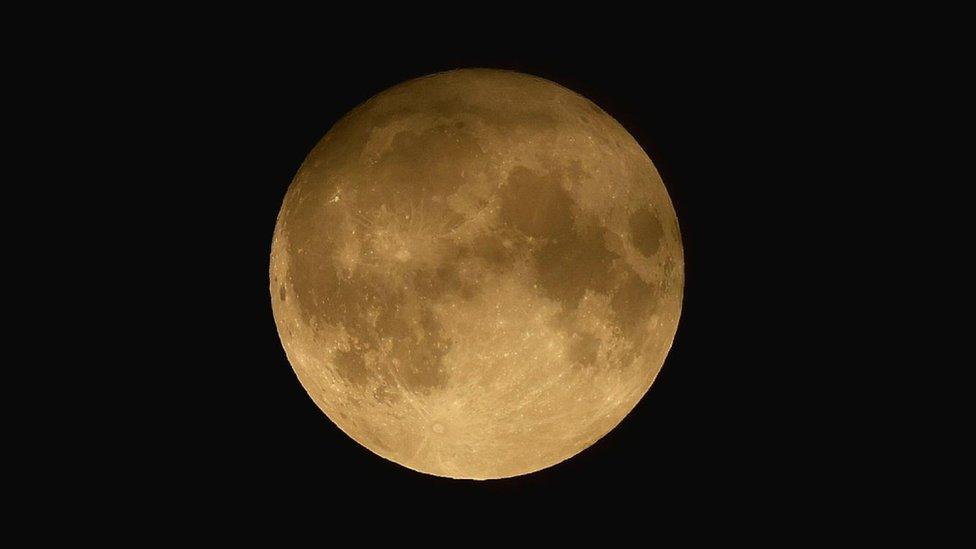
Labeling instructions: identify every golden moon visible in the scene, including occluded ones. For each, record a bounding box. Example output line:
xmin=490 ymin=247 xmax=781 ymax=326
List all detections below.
xmin=270 ymin=69 xmax=683 ymax=479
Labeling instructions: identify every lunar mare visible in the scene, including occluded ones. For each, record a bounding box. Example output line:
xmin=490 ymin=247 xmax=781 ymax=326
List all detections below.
xmin=270 ymin=69 xmax=683 ymax=479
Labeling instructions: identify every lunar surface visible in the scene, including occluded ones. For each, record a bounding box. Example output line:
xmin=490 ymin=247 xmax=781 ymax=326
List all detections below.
xmin=270 ymin=69 xmax=683 ymax=479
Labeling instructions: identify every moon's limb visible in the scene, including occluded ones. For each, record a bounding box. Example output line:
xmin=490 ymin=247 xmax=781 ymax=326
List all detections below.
xmin=270 ymin=69 xmax=683 ymax=479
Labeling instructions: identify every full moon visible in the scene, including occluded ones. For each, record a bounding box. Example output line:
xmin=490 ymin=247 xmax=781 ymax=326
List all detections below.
xmin=270 ymin=69 xmax=683 ymax=479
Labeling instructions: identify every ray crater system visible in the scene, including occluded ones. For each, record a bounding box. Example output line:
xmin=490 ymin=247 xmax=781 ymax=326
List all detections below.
xmin=270 ymin=69 xmax=684 ymax=479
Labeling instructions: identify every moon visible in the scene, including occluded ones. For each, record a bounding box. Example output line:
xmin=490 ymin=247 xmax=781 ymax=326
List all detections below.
xmin=270 ymin=69 xmax=683 ymax=479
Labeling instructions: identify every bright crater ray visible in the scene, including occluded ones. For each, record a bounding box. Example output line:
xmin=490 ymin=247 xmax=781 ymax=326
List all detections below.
xmin=270 ymin=69 xmax=683 ymax=479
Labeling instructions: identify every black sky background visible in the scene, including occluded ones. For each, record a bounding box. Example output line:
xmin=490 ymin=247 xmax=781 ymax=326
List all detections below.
xmin=0 ymin=3 xmax=933 ymax=532
xmin=141 ymin=39 xmax=834 ymax=512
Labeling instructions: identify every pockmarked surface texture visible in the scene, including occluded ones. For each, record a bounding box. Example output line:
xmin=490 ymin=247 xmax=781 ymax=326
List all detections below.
xmin=270 ymin=69 xmax=684 ymax=479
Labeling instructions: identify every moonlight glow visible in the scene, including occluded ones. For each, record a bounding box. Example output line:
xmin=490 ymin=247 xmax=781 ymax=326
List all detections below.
xmin=270 ymin=69 xmax=683 ymax=479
